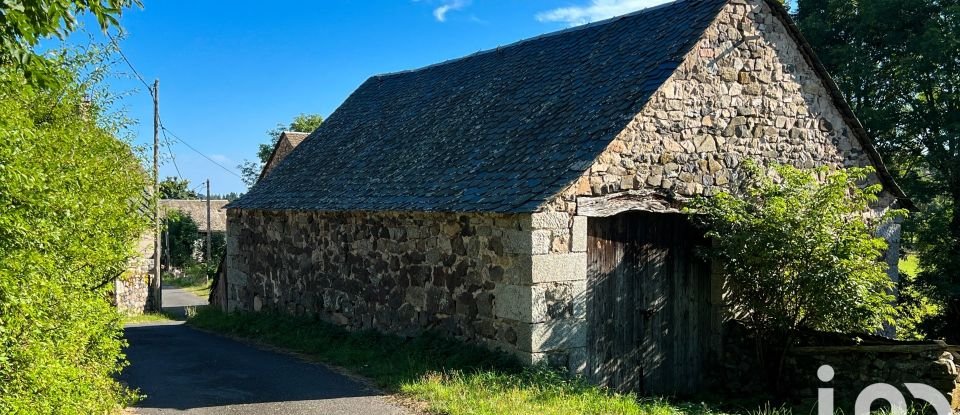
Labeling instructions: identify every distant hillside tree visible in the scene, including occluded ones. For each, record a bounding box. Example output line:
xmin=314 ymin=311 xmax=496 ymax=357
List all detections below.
xmin=209 ymin=192 xmax=242 ymax=201
xmin=238 ymin=113 xmax=323 ymax=187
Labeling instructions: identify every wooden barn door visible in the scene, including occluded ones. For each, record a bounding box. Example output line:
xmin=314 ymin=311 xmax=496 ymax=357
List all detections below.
xmin=586 ymin=211 xmax=712 ymax=396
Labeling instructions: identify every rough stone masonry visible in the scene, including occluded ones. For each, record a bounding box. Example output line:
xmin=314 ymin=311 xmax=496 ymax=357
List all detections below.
xmin=225 ymin=0 xmax=906 ymax=375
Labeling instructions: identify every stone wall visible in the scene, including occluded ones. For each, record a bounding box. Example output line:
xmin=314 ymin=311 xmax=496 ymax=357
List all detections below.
xmin=719 ymin=324 xmax=960 ymax=412
xmin=571 ymin=0 xmax=878 ymax=201
xmin=112 ymin=230 xmax=154 ymax=314
xmin=785 ymin=345 xmax=960 ymax=412
xmin=226 ymin=209 xmax=587 ymax=361
xmin=524 ymin=0 xmax=903 ymax=368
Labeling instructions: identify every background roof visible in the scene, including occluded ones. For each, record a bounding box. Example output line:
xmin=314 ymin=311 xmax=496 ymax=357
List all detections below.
xmin=160 ymin=199 xmax=229 ymax=232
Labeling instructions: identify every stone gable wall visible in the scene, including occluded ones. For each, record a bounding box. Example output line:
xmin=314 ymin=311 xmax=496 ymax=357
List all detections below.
xmin=262 ymin=137 xmax=298 ymax=179
xmin=567 ymin=0 xmax=889 ymax=204
xmin=226 ymin=209 xmax=584 ymax=361
xmin=522 ymin=0 xmax=902 ymax=371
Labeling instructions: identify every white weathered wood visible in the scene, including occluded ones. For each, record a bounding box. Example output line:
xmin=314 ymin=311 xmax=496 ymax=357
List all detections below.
xmin=576 ymin=190 xmax=688 ymax=217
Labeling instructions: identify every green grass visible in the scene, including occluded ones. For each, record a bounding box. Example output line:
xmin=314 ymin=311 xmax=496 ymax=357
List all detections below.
xmin=899 ymin=254 xmax=921 ymax=278
xmin=188 ymin=308 xmax=749 ymax=415
xmin=122 ymin=312 xmax=177 ymax=325
xmin=164 ymin=264 xmax=212 ymax=299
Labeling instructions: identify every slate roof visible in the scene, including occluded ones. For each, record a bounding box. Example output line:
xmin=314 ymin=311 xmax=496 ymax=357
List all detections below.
xmin=231 ymin=0 xmax=728 ymax=213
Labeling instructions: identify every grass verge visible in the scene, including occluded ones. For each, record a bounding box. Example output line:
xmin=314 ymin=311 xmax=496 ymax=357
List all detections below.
xmin=123 ymin=312 xmax=177 ymax=325
xmin=164 ymin=264 xmax=212 ymax=299
xmin=188 ymin=308 xmax=737 ymax=415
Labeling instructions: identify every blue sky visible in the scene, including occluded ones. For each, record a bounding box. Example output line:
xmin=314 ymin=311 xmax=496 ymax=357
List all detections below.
xmin=79 ymin=0 xmax=709 ymax=194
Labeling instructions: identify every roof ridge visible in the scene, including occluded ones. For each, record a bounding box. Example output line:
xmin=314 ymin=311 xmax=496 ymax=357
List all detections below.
xmin=375 ymin=0 xmax=696 ymax=80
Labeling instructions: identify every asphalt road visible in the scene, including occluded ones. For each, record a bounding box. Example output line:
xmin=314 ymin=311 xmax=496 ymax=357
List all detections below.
xmin=122 ymin=287 xmax=408 ymax=414
xmin=159 ymin=284 xmax=209 ymax=319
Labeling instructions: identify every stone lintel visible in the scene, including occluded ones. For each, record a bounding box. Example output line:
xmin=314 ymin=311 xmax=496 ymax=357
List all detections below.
xmin=531 ymin=211 xmax=570 ymax=230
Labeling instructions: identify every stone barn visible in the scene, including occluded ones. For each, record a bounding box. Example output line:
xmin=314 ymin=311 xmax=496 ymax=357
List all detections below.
xmin=224 ymin=0 xmax=911 ymax=395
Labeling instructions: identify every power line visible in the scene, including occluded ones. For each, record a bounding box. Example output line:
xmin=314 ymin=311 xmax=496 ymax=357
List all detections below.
xmin=160 ymin=128 xmax=183 ymax=178
xmin=108 ymin=34 xmax=243 ymax=181
xmin=107 ymin=33 xmax=153 ymax=95
xmin=161 ymin=125 xmax=244 ymax=180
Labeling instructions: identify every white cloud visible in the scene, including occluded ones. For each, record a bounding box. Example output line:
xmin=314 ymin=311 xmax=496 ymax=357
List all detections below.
xmin=433 ymin=0 xmax=469 ymax=22
xmin=209 ymin=154 xmax=232 ymax=164
xmin=536 ymin=0 xmax=671 ymax=26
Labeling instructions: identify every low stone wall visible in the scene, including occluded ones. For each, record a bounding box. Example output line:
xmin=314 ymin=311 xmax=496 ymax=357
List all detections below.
xmin=719 ymin=324 xmax=960 ymax=412
xmin=113 ymin=271 xmax=150 ymax=313
xmin=785 ymin=344 xmax=960 ymax=411
xmin=225 ymin=209 xmax=539 ymax=359
xmin=112 ymin=230 xmax=154 ymax=314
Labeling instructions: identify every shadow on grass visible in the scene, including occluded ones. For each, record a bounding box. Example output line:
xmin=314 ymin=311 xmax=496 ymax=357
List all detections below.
xmin=186 ymin=308 xmax=746 ymax=415
xmin=187 ymin=307 xmax=522 ymax=388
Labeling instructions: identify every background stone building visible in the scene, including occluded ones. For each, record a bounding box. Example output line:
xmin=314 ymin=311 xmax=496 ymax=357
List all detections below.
xmin=260 ymin=131 xmax=309 ymax=180
xmin=224 ymin=0 xmax=911 ymax=395
xmin=160 ymin=199 xmax=228 ymax=262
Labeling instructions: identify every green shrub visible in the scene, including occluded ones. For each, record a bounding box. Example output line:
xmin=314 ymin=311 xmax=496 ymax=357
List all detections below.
xmin=164 ymin=210 xmax=199 ymax=267
xmin=0 ymin=57 xmax=147 ymax=412
xmin=895 ymin=270 xmax=942 ymax=340
xmin=201 ymin=231 xmax=225 ymax=264
xmin=688 ymin=162 xmax=902 ymax=335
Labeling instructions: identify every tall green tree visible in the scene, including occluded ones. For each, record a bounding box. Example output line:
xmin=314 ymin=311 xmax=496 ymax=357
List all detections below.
xmin=159 ymin=176 xmax=199 ymax=199
xmin=796 ymin=0 xmax=960 ymax=341
xmin=0 ymin=53 xmax=147 ymax=412
xmin=238 ymin=113 xmax=323 ymax=187
xmin=163 ymin=210 xmax=199 ymax=267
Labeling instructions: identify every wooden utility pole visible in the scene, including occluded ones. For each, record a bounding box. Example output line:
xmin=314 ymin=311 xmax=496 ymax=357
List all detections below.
xmin=151 ymin=79 xmax=162 ymax=311
xmin=205 ymin=179 xmax=212 ymax=263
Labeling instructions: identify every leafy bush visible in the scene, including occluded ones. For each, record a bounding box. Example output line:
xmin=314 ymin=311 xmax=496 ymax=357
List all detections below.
xmin=688 ymin=162 xmax=903 ymax=335
xmin=164 ymin=210 xmax=199 ymax=267
xmin=0 ymin=56 xmax=147 ymax=412
xmin=895 ymin=269 xmax=942 ymax=340
xmin=905 ymin=195 xmax=959 ymax=341
xmin=201 ymin=231 xmax=225 ymax=264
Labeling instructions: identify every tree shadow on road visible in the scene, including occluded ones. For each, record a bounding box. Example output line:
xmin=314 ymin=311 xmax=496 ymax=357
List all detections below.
xmin=121 ymin=322 xmax=390 ymax=412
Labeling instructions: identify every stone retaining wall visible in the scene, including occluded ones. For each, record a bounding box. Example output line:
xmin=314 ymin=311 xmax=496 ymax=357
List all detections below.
xmin=225 ymin=209 xmax=590 ymax=362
